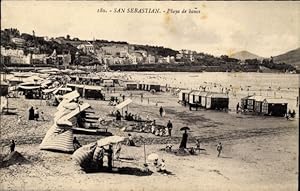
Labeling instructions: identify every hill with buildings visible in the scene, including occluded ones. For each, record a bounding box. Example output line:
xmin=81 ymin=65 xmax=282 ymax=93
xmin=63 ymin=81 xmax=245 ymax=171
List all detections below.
xmin=0 ymin=28 xmax=297 ymax=73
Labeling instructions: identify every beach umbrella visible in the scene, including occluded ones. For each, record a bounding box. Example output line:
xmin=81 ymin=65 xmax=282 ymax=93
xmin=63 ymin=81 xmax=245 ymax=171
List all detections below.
xmin=180 ymin=126 xmax=190 ymax=131
xmin=147 ymin=153 xmax=159 ymax=161
xmin=97 ymin=136 xmax=126 ymax=147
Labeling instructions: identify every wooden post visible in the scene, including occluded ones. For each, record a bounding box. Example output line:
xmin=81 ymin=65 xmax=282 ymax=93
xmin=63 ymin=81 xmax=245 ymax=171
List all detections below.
xmin=143 ymin=140 xmax=146 ymax=164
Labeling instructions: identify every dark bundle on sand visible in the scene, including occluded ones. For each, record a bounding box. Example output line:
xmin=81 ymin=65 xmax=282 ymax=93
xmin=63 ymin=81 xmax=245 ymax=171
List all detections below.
xmin=0 ymin=151 xmax=30 ymax=168
xmin=160 ymin=147 xmax=199 ymax=156
xmin=174 ymin=148 xmax=191 ymax=156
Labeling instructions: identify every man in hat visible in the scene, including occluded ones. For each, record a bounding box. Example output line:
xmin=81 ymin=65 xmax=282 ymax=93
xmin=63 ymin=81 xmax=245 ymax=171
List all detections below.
xmin=167 ymin=120 xmax=173 ymax=136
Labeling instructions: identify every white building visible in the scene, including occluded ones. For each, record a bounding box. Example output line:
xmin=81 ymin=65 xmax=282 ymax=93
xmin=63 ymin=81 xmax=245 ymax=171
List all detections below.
xmin=77 ymin=42 xmax=95 ymax=55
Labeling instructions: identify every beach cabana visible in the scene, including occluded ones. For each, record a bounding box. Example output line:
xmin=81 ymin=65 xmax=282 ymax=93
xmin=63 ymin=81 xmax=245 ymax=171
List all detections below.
xmin=84 ymin=85 xmax=104 ymax=100
xmin=124 ymin=82 xmax=138 ymax=90
xmin=200 ymin=92 xmax=210 ymax=108
xmin=178 ymin=90 xmax=191 ymax=105
xmin=102 ymin=79 xmax=114 ymax=87
xmin=261 ymin=98 xmax=288 ymax=117
xmin=241 ymin=95 xmax=256 ymax=112
xmin=205 ymin=93 xmax=229 ymax=110
xmin=149 ymin=84 xmax=161 ymax=92
xmin=252 ymin=96 xmax=264 ymax=113
xmin=188 ymin=90 xmax=201 ymax=105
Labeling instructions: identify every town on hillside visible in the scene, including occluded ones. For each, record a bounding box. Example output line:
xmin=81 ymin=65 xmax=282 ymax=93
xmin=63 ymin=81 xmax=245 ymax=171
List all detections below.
xmin=1 ymin=28 xmax=298 ymax=73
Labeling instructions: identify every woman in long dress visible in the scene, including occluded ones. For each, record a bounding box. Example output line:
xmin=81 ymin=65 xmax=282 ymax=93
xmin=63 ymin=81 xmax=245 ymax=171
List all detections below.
xmin=28 ymin=107 xmax=34 ymax=120
xmin=179 ymin=130 xmax=188 ymax=148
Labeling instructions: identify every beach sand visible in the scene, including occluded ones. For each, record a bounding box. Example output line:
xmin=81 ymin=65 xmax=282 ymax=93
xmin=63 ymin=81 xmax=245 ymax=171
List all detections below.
xmin=0 ymin=90 xmax=298 ymax=191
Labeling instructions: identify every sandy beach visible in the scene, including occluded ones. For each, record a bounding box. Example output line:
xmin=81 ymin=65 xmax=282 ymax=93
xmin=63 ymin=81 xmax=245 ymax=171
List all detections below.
xmin=0 ymin=88 xmax=298 ymax=191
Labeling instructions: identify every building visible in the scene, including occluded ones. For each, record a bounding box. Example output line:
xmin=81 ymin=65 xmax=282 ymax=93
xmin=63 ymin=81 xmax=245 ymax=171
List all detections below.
xmin=147 ymin=55 xmax=156 ymax=64
xmin=11 ymin=37 xmax=26 ymax=46
xmin=179 ymin=49 xmax=196 ymax=62
xmin=130 ymin=52 xmax=144 ymax=64
xmin=77 ymin=42 xmax=95 ymax=55
xmin=1 ymin=46 xmax=31 ymax=64
xmin=101 ymin=45 xmax=129 ymax=57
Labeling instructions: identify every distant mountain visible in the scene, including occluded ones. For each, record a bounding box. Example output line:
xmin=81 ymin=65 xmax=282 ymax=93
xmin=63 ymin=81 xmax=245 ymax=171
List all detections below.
xmin=229 ymin=51 xmax=263 ymax=61
xmin=273 ymin=48 xmax=300 ymax=69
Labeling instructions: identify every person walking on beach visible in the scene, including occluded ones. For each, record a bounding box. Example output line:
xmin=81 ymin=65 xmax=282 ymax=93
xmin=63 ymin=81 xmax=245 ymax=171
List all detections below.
xmin=217 ymin=142 xmax=223 ymax=157
xmin=9 ymin=140 xmax=15 ymax=153
xmin=167 ymin=120 xmax=173 ymax=136
xmin=179 ymin=130 xmax=188 ymax=149
xmin=159 ymin=106 xmax=164 ymax=117
xmin=236 ymin=102 xmax=240 ymax=113
xmin=28 ymin=107 xmax=34 ymax=120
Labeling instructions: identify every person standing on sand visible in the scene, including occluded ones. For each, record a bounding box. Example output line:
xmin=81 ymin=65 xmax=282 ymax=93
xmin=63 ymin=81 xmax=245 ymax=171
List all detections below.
xmin=236 ymin=103 xmax=240 ymax=113
xmin=217 ymin=142 xmax=223 ymax=157
xmin=9 ymin=140 xmax=15 ymax=153
xmin=28 ymin=107 xmax=34 ymax=120
xmin=179 ymin=130 xmax=188 ymax=149
xmin=167 ymin=120 xmax=173 ymax=136
xmin=159 ymin=106 xmax=164 ymax=117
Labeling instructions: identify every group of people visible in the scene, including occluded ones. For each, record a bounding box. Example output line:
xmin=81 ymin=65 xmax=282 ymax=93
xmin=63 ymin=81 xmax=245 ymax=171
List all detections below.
xmin=153 ymin=158 xmax=167 ymax=174
xmin=124 ymin=111 xmax=142 ymax=121
xmin=150 ymin=120 xmax=173 ymax=137
xmin=28 ymin=106 xmax=44 ymax=121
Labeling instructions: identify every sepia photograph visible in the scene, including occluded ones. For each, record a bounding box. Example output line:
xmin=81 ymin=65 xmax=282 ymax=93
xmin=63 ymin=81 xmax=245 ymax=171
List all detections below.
xmin=0 ymin=1 xmax=299 ymax=191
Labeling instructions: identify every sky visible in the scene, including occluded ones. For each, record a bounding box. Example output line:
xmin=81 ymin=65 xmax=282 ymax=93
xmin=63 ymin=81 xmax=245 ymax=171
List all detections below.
xmin=2 ymin=1 xmax=300 ymax=57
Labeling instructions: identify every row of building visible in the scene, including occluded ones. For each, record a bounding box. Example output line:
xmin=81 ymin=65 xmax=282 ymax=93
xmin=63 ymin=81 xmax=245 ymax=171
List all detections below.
xmin=2 ymin=34 xmax=198 ymax=66
xmin=1 ymin=46 xmax=71 ymax=66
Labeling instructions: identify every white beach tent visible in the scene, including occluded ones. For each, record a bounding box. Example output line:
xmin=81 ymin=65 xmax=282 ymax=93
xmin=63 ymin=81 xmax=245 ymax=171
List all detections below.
xmin=57 ymin=91 xmax=80 ymax=110
xmin=39 ymin=124 xmax=74 ymax=152
xmin=40 ymin=102 xmax=91 ymax=153
xmin=115 ymin=98 xmax=132 ymax=110
xmin=56 ymin=102 xmax=91 ymax=125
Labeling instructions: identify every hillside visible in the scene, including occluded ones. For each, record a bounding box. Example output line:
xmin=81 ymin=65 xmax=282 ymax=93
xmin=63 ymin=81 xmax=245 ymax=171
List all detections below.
xmin=273 ymin=48 xmax=300 ymax=69
xmin=229 ymin=51 xmax=263 ymax=61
